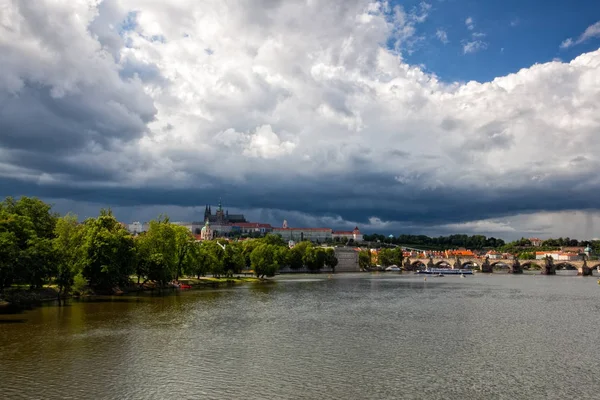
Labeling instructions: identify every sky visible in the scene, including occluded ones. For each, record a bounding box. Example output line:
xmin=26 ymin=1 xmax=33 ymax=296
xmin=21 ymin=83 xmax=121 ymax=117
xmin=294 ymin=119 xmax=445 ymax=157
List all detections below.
xmin=1 ymin=0 xmax=600 ymax=241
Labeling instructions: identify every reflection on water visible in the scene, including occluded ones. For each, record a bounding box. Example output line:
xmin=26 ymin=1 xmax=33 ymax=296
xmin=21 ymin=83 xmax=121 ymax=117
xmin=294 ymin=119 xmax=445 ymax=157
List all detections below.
xmin=1 ymin=274 xmax=599 ymax=399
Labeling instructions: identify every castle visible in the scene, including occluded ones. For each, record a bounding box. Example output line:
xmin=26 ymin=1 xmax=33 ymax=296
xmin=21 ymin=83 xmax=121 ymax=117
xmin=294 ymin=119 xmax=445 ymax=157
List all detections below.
xmin=203 ymin=200 xmax=247 ymax=225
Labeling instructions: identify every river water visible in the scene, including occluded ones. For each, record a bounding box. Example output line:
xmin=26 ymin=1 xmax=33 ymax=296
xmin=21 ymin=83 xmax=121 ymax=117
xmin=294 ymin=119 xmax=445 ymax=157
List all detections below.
xmin=1 ymin=273 xmax=599 ymax=399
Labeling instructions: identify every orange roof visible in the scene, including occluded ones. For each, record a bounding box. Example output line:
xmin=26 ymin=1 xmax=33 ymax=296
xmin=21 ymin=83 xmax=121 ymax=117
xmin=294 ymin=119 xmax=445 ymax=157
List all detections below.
xmin=447 ymin=250 xmax=475 ymax=256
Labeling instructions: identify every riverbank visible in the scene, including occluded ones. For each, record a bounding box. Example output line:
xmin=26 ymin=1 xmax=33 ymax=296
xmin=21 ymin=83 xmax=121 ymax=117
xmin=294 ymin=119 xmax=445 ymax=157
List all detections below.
xmin=0 ymin=276 xmax=263 ymax=308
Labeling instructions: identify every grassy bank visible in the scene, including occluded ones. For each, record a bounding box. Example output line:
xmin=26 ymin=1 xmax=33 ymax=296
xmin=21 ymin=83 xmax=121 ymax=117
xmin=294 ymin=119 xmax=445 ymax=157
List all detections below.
xmin=178 ymin=276 xmax=261 ymax=286
xmin=1 ymin=276 xmax=263 ymax=307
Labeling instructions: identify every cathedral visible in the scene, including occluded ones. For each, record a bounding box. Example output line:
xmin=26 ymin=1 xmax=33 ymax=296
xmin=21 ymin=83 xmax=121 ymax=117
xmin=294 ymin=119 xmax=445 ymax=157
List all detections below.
xmin=203 ymin=200 xmax=246 ymax=225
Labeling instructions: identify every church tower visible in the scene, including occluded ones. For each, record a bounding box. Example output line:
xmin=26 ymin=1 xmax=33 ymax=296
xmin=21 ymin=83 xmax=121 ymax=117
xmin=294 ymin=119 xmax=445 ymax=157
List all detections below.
xmin=215 ymin=198 xmax=225 ymax=224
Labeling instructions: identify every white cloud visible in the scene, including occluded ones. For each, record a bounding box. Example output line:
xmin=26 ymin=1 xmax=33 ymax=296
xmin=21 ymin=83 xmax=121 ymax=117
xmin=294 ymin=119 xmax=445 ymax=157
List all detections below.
xmin=2 ymin=1 xmax=600 ymax=237
xmin=560 ymin=20 xmax=600 ymax=49
xmin=465 ymin=17 xmax=474 ymax=30
xmin=436 ymin=29 xmax=449 ymax=44
xmin=462 ymin=40 xmax=487 ymax=54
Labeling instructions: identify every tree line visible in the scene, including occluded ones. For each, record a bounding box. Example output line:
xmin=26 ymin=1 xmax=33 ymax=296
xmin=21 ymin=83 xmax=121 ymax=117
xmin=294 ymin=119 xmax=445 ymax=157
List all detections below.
xmin=362 ymin=234 xmax=506 ymax=249
xmin=0 ymin=197 xmax=338 ymax=298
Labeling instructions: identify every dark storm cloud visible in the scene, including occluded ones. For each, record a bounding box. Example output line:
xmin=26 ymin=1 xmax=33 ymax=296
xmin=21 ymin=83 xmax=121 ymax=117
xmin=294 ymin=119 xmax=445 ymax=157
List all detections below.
xmin=2 ymin=167 xmax=599 ymax=231
xmin=0 ymin=83 xmax=155 ymax=154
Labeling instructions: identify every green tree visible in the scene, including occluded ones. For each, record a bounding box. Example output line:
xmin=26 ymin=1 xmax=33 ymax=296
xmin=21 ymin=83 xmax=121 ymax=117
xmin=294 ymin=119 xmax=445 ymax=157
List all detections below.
xmin=518 ymin=252 xmax=535 ymax=260
xmin=324 ymin=248 xmax=338 ymax=273
xmin=303 ymin=247 xmax=327 ymax=272
xmin=53 ymin=214 xmax=85 ymax=296
xmin=222 ymin=242 xmax=246 ymax=275
xmin=287 ymin=241 xmax=311 ymax=270
xmin=378 ymin=248 xmax=394 ymax=266
xmin=250 ymin=243 xmax=280 ymax=278
xmin=80 ymin=209 xmax=135 ymax=290
xmin=262 ymin=233 xmax=287 ymax=247
xmin=0 ymin=197 xmax=59 ymax=290
xmin=358 ymin=250 xmax=371 ymax=270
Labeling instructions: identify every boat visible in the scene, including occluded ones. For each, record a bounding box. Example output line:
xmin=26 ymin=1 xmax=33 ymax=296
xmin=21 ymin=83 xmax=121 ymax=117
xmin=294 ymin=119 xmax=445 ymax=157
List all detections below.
xmin=385 ymin=265 xmax=401 ymax=272
xmin=179 ymin=284 xmax=192 ymax=289
xmin=417 ymin=268 xmax=473 ymax=275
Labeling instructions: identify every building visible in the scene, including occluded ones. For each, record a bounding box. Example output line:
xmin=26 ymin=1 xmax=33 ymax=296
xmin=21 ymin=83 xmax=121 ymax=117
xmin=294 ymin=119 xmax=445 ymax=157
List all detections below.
xmin=485 ymin=250 xmax=501 ymax=259
xmin=332 ymin=227 xmax=363 ymax=242
xmin=203 ymin=200 xmax=246 ymax=225
xmin=334 ymin=247 xmax=360 ymax=272
xmin=127 ymin=221 xmax=149 ymax=234
xmin=200 ymin=220 xmax=213 ymax=241
xmin=535 ymin=251 xmax=582 ymax=261
xmin=231 ymin=222 xmax=273 ymax=235
xmin=272 ymin=220 xmax=332 ymax=242
xmin=529 ymin=238 xmax=543 ymax=247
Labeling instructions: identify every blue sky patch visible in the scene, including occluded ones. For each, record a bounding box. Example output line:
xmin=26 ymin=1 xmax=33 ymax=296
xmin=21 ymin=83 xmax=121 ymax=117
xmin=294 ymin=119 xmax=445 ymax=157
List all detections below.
xmin=393 ymin=0 xmax=600 ymax=82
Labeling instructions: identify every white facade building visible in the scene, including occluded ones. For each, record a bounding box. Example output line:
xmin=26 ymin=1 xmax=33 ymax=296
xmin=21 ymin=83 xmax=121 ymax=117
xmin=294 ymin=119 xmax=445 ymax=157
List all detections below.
xmin=332 ymin=227 xmax=364 ymax=242
xmin=128 ymin=221 xmax=147 ymax=234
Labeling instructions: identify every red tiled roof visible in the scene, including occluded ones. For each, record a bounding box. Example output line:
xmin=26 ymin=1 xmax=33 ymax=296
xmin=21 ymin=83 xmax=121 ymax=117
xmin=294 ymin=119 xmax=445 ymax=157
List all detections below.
xmin=273 ymin=228 xmax=332 ymax=232
xmin=333 ymin=231 xmax=354 ymax=235
xmin=232 ymin=222 xmax=272 ymax=228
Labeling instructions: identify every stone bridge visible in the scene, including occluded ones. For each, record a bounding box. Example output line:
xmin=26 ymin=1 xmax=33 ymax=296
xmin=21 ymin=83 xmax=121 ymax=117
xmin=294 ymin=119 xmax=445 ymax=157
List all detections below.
xmin=402 ymin=256 xmax=598 ymax=276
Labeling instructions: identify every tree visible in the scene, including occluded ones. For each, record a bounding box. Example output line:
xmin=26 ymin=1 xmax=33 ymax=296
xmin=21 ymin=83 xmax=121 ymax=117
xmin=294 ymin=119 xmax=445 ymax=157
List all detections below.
xmin=378 ymin=248 xmax=394 ymax=266
xmin=0 ymin=197 xmax=58 ymax=290
xmin=250 ymin=243 xmax=280 ymax=278
xmin=53 ymin=214 xmax=85 ymax=296
xmin=287 ymin=241 xmax=311 ymax=270
xmin=222 ymin=242 xmax=246 ymax=275
xmin=324 ymin=248 xmax=338 ymax=273
xmin=134 ymin=217 xmax=195 ymax=285
xmin=262 ymin=233 xmax=287 ymax=247
xmin=0 ymin=228 xmax=19 ymax=293
xmin=80 ymin=209 xmax=135 ymax=290
xmin=518 ymin=252 xmax=535 ymax=260
xmin=358 ymin=250 xmax=371 ymax=270
xmin=173 ymin=225 xmax=195 ymax=280
xmin=184 ymin=242 xmax=219 ymax=278
xmin=304 ymin=247 xmax=327 ymax=272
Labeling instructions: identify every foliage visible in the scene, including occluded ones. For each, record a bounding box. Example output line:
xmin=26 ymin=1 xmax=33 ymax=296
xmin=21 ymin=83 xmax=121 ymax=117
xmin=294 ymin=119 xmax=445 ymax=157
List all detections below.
xmin=53 ymin=214 xmax=84 ymax=296
xmin=358 ymin=250 xmax=371 ymax=270
xmin=0 ymin=197 xmax=58 ymax=292
xmin=362 ymin=233 xmax=505 ymax=249
xmin=324 ymin=248 xmax=338 ymax=272
xmin=518 ymin=252 xmax=535 ymax=260
xmin=80 ymin=209 xmax=135 ymax=290
xmin=250 ymin=243 xmax=281 ymax=278
xmin=135 ymin=217 xmax=196 ymax=285
xmin=377 ymin=247 xmax=404 ymax=266
xmin=287 ymin=241 xmax=311 ymax=269
xmin=184 ymin=242 xmax=219 ymax=278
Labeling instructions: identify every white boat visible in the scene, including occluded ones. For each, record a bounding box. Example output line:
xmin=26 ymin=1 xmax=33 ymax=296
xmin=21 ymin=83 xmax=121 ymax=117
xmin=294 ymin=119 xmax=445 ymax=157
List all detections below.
xmin=385 ymin=265 xmax=401 ymax=272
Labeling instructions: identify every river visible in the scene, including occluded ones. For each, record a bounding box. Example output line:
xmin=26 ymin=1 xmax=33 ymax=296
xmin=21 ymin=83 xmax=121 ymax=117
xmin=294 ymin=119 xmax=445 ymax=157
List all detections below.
xmin=1 ymin=273 xmax=599 ymax=399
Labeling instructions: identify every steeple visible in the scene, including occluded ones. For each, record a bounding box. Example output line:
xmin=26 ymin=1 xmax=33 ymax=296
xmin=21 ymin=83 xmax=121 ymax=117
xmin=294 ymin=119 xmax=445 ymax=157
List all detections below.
xmin=218 ymin=197 xmax=222 ymax=211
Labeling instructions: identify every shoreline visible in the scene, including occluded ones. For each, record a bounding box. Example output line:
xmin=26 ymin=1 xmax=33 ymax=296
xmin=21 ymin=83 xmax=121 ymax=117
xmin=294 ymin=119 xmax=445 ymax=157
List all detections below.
xmin=0 ymin=276 xmax=263 ymax=309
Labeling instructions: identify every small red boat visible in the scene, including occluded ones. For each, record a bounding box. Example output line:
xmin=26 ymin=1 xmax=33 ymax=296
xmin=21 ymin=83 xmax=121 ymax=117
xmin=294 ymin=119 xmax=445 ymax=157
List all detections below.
xmin=179 ymin=284 xmax=192 ymax=289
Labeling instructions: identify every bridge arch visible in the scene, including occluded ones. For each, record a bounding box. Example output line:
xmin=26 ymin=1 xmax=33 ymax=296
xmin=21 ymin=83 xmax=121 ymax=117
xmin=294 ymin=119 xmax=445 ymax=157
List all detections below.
xmin=435 ymin=261 xmax=452 ymax=268
xmin=555 ymin=262 xmax=577 ymax=271
xmin=490 ymin=261 xmax=510 ymax=268
xmin=461 ymin=261 xmax=478 ymax=269
xmin=521 ymin=261 xmax=541 ymax=270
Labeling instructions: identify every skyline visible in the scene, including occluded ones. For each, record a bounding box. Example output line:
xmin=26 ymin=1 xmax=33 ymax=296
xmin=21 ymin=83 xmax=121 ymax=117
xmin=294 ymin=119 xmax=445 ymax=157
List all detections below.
xmin=2 ymin=1 xmax=600 ymax=241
